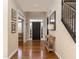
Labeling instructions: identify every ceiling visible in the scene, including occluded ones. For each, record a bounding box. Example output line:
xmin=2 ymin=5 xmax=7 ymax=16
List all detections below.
xmin=16 ymin=0 xmax=50 ymax=12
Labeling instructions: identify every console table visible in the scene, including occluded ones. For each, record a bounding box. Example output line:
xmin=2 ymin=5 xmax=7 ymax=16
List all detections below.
xmin=45 ymin=35 xmax=55 ymax=52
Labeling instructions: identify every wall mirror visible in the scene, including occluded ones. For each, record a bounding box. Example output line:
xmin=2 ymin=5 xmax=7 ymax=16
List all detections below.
xmin=47 ymin=11 xmax=56 ymax=31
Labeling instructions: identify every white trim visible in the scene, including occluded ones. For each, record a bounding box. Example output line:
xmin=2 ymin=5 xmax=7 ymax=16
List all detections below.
xmin=55 ymin=51 xmax=62 ymax=59
xmin=9 ymin=48 xmax=18 ymax=59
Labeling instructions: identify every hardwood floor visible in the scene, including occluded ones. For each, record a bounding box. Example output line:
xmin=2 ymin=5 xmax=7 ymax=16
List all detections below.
xmin=11 ymin=40 xmax=58 ymax=59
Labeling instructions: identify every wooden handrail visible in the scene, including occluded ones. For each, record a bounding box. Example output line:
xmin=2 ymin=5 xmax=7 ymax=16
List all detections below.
xmin=62 ymin=1 xmax=76 ymax=43
xmin=64 ymin=2 xmax=76 ymax=12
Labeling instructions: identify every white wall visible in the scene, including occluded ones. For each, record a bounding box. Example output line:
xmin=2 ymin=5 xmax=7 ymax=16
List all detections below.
xmin=48 ymin=0 xmax=76 ymax=59
xmin=23 ymin=17 xmax=27 ymax=43
xmin=3 ymin=0 xmax=26 ymax=59
xmin=3 ymin=0 xmax=8 ymax=58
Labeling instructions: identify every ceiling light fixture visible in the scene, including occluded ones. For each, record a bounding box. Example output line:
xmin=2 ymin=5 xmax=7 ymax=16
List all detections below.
xmin=34 ymin=4 xmax=38 ymax=7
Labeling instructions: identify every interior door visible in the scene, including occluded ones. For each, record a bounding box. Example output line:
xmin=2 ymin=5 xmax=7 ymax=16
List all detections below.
xmin=32 ymin=22 xmax=40 ymax=40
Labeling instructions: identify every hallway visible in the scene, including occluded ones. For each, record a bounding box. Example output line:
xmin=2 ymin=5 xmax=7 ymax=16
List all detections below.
xmin=3 ymin=0 xmax=76 ymax=59
xmin=11 ymin=40 xmax=58 ymax=59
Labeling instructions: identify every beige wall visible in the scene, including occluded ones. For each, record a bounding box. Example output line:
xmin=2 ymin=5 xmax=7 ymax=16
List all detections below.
xmin=4 ymin=0 xmax=26 ymax=59
xmin=48 ymin=0 xmax=76 ymax=59
xmin=8 ymin=0 xmax=18 ymax=58
xmin=24 ymin=12 xmax=47 ymax=40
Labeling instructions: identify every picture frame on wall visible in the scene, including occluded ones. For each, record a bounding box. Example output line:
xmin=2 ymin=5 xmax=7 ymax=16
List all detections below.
xmin=11 ymin=22 xmax=16 ymax=33
xmin=47 ymin=11 xmax=56 ymax=31
xmin=11 ymin=8 xmax=17 ymax=21
xmin=11 ymin=8 xmax=17 ymax=33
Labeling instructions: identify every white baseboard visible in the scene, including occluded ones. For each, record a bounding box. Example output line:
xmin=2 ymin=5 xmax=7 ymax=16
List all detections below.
xmin=9 ymin=48 xmax=18 ymax=59
xmin=55 ymin=51 xmax=62 ymax=59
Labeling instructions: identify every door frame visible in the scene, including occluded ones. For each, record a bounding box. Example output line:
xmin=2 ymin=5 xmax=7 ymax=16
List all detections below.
xmin=18 ymin=17 xmax=24 ymax=42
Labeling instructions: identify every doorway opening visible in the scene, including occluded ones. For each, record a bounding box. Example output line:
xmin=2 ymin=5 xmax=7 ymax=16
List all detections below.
xmin=18 ymin=17 xmax=24 ymax=43
xmin=30 ymin=19 xmax=43 ymax=40
xmin=32 ymin=22 xmax=40 ymax=40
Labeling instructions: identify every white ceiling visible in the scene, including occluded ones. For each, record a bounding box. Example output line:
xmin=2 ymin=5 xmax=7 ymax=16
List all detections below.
xmin=16 ymin=0 xmax=50 ymax=12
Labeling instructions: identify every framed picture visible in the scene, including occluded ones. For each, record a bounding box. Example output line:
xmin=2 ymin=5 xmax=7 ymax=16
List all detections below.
xmin=11 ymin=22 xmax=16 ymax=33
xmin=11 ymin=8 xmax=17 ymax=21
xmin=47 ymin=11 xmax=56 ymax=31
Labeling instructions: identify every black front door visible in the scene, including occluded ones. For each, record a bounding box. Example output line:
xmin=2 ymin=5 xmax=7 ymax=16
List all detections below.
xmin=32 ymin=22 xmax=40 ymax=40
